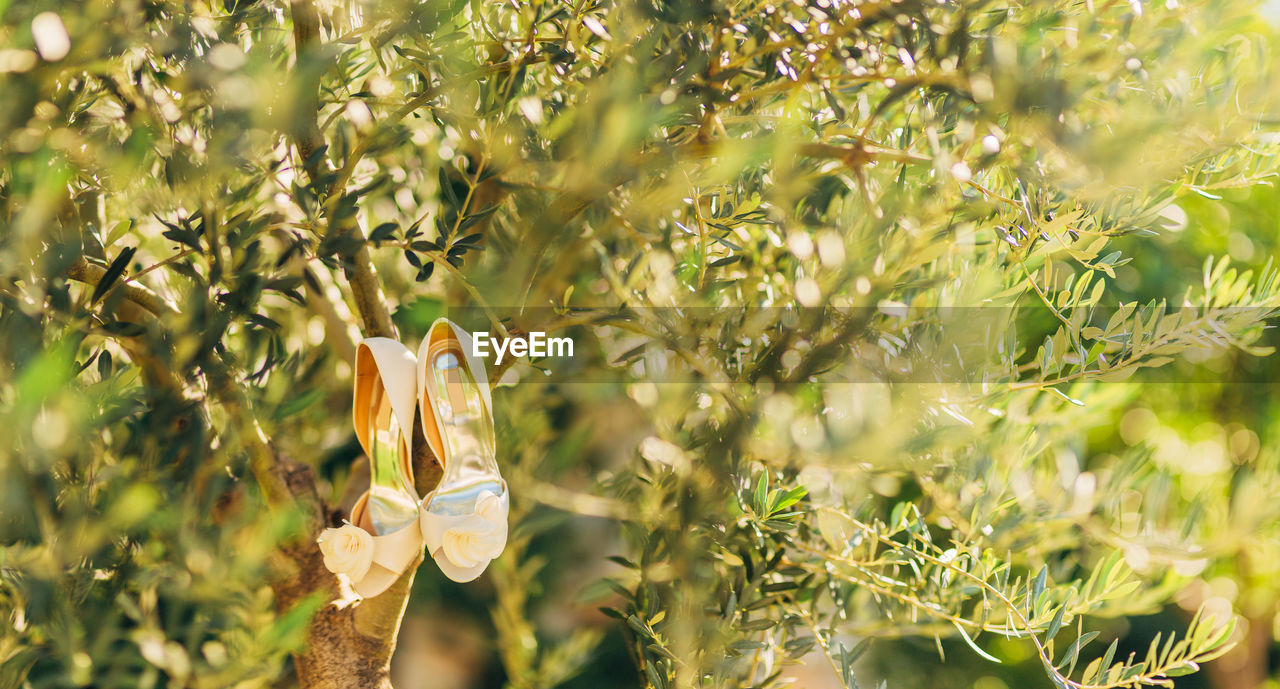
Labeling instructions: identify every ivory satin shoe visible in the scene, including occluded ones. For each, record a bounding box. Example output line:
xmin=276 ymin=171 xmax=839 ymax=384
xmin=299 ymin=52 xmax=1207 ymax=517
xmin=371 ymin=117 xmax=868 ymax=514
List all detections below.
xmin=416 ymin=319 xmax=508 ymax=583
xmin=318 ymin=337 xmax=424 ymax=598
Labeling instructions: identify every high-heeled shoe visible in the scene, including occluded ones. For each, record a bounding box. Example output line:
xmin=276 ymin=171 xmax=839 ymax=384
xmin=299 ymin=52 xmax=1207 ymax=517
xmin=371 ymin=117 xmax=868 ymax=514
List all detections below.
xmin=318 ymin=337 xmax=424 ymax=598
xmin=416 ymin=319 xmax=508 ymax=583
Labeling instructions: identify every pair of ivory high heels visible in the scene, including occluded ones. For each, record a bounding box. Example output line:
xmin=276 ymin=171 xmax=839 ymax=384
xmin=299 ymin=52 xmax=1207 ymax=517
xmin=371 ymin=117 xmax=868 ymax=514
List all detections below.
xmin=317 ymin=319 xmax=507 ymax=597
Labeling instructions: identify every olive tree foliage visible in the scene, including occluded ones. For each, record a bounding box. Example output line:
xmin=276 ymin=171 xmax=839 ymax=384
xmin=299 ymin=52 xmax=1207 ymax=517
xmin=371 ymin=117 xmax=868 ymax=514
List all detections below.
xmin=1 ymin=0 xmax=1278 ymax=688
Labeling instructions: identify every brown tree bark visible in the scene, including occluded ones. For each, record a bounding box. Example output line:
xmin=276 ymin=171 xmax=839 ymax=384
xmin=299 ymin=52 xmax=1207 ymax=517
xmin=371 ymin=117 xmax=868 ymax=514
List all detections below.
xmin=268 ymin=461 xmax=424 ymax=689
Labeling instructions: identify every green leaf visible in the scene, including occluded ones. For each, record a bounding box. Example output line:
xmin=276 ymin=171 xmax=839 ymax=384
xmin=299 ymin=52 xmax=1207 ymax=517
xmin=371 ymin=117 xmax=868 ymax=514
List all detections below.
xmin=1032 ymin=565 xmax=1047 ymax=611
xmin=626 ymin=615 xmax=652 ymax=638
xmin=753 ymin=470 xmax=768 ymax=515
xmin=606 ymin=555 xmax=639 ymax=569
xmin=644 ymin=660 xmax=667 ymax=689
xmin=1096 ymin=639 xmax=1118 ymax=682
xmin=97 ymin=350 xmax=113 ymax=380
xmin=99 ymin=321 xmax=147 ymax=338
xmin=369 ymin=222 xmax=399 ymax=242
xmin=597 ymin=607 xmax=625 ymax=620
xmin=1058 ymin=631 xmax=1100 ymax=674
xmin=273 ymin=388 xmax=325 ymax=420
xmin=92 ymin=247 xmax=137 ymax=304
xmin=1046 ymin=602 xmax=1068 ymax=641
xmin=769 ymin=485 xmax=808 ymax=514
xmin=438 ymin=168 xmax=460 ymax=207
xmin=953 ymin=622 xmax=1001 ymax=664
xmin=106 ymin=219 xmax=135 ymax=247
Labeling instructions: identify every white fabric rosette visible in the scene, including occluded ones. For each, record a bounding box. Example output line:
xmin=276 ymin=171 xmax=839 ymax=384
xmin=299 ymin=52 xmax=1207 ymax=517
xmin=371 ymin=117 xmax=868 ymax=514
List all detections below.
xmin=317 ymin=513 xmax=423 ymax=597
xmin=317 ymin=524 xmax=375 ymax=583
xmin=419 ymin=489 xmax=509 ymax=582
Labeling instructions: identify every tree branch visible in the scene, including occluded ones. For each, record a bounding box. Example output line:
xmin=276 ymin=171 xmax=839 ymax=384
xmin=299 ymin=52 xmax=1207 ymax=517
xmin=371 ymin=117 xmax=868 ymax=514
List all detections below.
xmin=286 ymin=0 xmax=396 ymax=340
xmin=289 ymin=0 xmax=325 ymax=182
xmin=281 ymin=3 xmax=426 ymax=687
xmin=341 ymin=239 xmax=397 ymax=339
xmin=67 ymin=258 xmax=179 ymax=319
xmin=65 ymin=258 xmax=297 ymax=507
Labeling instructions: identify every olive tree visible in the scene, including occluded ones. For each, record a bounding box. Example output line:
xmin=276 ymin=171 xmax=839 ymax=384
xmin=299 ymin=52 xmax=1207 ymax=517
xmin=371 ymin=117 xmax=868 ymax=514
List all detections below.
xmin=1 ymin=1 xmax=1278 ymax=688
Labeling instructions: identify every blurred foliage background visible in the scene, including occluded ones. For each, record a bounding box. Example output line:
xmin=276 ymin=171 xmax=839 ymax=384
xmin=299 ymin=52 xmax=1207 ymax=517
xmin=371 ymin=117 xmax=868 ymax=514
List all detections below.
xmin=3 ymin=1 xmax=1280 ymax=688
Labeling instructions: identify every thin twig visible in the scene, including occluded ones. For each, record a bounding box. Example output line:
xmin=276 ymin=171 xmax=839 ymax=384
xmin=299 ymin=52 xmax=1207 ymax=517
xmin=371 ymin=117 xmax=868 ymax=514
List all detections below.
xmin=124 ymin=247 xmax=197 ymax=286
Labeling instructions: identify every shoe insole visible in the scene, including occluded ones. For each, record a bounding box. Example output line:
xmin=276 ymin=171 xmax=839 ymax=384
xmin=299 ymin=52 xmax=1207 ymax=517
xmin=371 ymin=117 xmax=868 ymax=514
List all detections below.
xmin=365 ymin=382 xmax=418 ymax=534
xmin=424 ymin=344 xmax=502 ymax=517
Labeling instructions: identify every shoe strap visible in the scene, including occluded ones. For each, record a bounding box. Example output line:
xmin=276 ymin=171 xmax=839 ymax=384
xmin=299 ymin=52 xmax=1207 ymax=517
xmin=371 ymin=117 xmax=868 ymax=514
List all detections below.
xmin=354 ymin=337 xmax=419 ymax=465
xmin=436 ymin=319 xmax=493 ymax=412
xmin=342 ymin=491 xmax=424 ymax=597
xmin=367 ymin=518 xmax=423 ymax=575
xmin=417 ymin=318 xmax=495 ymax=468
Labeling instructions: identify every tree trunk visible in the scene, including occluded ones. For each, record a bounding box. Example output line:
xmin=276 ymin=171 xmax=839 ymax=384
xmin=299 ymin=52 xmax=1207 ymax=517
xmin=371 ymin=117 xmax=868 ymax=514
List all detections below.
xmin=272 ymin=533 xmax=420 ymax=689
xmin=265 ymin=418 xmax=441 ymax=689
